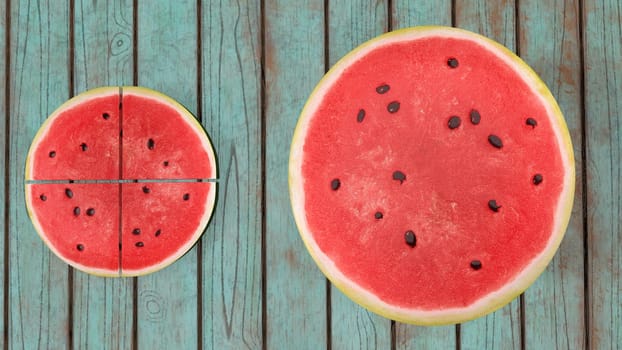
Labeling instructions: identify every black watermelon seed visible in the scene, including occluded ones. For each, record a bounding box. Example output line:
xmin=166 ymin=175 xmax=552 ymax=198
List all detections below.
xmin=132 ymin=228 xmax=141 ymax=235
xmin=49 ymin=151 xmax=56 ymax=158
xmin=533 ymin=174 xmax=543 ymax=185
xmin=404 ymin=230 xmax=416 ymax=247
xmin=488 ymin=134 xmax=503 ymax=148
xmin=387 ymin=101 xmax=400 ymax=114
xmin=331 ymin=178 xmax=341 ymax=191
xmin=147 ymin=138 xmax=155 ymax=150
xmin=80 ymin=143 xmax=88 ymax=151
xmin=86 ymin=208 xmax=95 ymax=216
xmin=470 ymin=260 xmax=482 ymax=270
xmin=356 ymin=109 xmax=366 ymax=123
xmin=73 ymin=207 xmax=81 ymax=216
xmin=65 ymin=188 xmax=73 ymax=198
xmin=142 ymin=186 xmax=150 ymax=194
xmin=39 ymin=194 xmax=47 ymax=201
xmin=69 ymin=179 xmax=75 ymax=184
xmin=374 ymin=212 xmax=383 ymax=219
xmin=77 ymin=244 xmax=84 ymax=251
xmin=155 ymin=229 xmax=162 ymax=237
xmin=135 ymin=242 xmax=144 ymax=248
xmin=526 ymin=118 xmax=538 ymax=128
xmin=376 ymin=84 xmax=390 ymax=94
xmin=183 ymin=193 xmax=190 ymax=201
xmin=163 ymin=160 xmax=169 ymax=167
xmin=197 ymin=179 xmax=203 ymax=182
xmin=488 ymin=200 xmax=501 ymax=212
xmin=392 ymin=171 xmax=406 ymax=184
xmin=470 ymin=109 xmax=481 ymax=125
xmin=102 ymin=112 xmax=110 ymax=120
xmin=448 ymin=116 xmax=461 ymax=129
xmin=447 ymin=57 xmax=459 ymax=68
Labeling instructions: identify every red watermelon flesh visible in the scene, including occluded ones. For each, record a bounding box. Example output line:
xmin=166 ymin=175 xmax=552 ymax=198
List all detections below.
xmin=122 ymin=92 xmax=215 ymax=180
xmin=25 ymin=87 xmax=217 ymax=277
xmin=121 ymin=182 xmax=213 ymax=275
xmin=27 ymin=184 xmax=120 ymax=275
xmin=26 ymin=91 xmax=120 ymax=180
xmin=290 ymin=27 xmax=574 ymax=324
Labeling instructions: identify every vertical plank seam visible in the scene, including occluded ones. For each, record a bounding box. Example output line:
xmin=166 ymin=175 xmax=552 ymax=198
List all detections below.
xmin=259 ymin=0 xmax=267 ymax=349
xmin=67 ymin=1 xmax=75 ymax=349
xmin=196 ymin=1 xmax=203 ymax=349
xmin=323 ymin=1 xmax=332 ymax=349
xmin=387 ymin=0 xmax=392 ymax=32
xmin=131 ymin=1 xmax=138 ymax=349
xmin=577 ymin=0 xmax=589 ymax=348
xmin=132 ymin=0 xmax=138 ymax=87
xmin=3 ymin=0 xmax=11 ymax=347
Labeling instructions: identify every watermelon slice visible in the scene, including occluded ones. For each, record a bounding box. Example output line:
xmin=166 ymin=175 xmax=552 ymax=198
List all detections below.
xmin=289 ymin=26 xmax=575 ymax=325
xmin=27 ymin=183 xmax=120 ymax=275
xmin=26 ymin=87 xmax=121 ymax=180
xmin=25 ymin=87 xmax=217 ymax=277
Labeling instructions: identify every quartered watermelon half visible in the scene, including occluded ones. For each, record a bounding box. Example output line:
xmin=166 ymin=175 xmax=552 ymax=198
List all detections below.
xmin=289 ymin=26 xmax=575 ymax=325
xmin=25 ymin=87 xmax=217 ymax=277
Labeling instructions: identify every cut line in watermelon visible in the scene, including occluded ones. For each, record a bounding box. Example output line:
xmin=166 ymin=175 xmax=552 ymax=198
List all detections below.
xmin=25 ymin=87 xmax=218 ymax=277
xmin=289 ymin=26 xmax=574 ymax=325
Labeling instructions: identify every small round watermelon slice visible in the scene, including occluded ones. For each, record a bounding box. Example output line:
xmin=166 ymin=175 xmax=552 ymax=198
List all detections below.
xmin=289 ymin=26 xmax=574 ymax=325
xmin=25 ymin=87 xmax=217 ymax=277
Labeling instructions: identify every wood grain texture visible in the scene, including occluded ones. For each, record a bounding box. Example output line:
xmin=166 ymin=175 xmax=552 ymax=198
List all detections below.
xmin=519 ymin=0 xmax=586 ymax=348
xmin=584 ymin=0 xmax=622 ymax=348
xmin=264 ymin=0 xmax=328 ymax=348
xmin=326 ymin=1 xmax=392 ymax=348
xmin=200 ymin=0 xmax=263 ymax=348
xmin=454 ymin=2 xmax=522 ymax=349
xmin=391 ymin=1 xmax=456 ymax=348
xmin=72 ymin=1 xmax=134 ymax=348
xmin=135 ymin=1 xmax=199 ymax=348
xmin=8 ymin=1 xmax=70 ymax=348
xmin=0 ymin=0 xmax=6 ymax=346
xmin=392 ymin=0 xmax=452 ymax=29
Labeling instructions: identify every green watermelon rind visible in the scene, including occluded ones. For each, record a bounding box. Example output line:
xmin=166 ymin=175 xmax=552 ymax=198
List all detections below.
xmin=289 ymin=26 xmax=575 ymax=325
xmin=25 ymin=86 xmax=218 ymax=277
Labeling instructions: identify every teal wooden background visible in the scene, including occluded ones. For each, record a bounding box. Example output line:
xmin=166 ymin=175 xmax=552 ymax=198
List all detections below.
xmin=1 ymin=0 xmax=620 ymax=349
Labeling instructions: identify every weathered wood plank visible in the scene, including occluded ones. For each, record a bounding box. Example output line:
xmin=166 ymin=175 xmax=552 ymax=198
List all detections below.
xmin=326 ymin=1 xmax=393 ymax=348
xmin=72 ymin=1 xmax=134 ymax=349
xmin=518 ymin=0 xmax=586 ymax=348
xmin=454 ymin=1 xmax=522 ymax=348
xmin=0 ymin=1 xmax=6 ymax=347
xmin=392 ymin=0 xmax=451 ymax=29
xmin=135 ymin=1 xmax=199 ymax=348
xmin=8 ymin=1 xmax=70 ymax=348
xmin=264 ymin=0 xmax=327 ymax=348
xmin=200 ymin=0 xmax=263 ymax=348
xmin=584 ymin=0 xmax=622 ymax=348
xmin=391 ymin=2 xmax=456 ymax=348
xmin=455 ymin=0 xmax=515 ymax=47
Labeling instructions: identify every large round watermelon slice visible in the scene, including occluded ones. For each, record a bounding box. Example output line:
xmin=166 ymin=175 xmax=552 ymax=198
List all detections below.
xmin=289 ymin=26 xmax=574 ymax=325
xmin=25 ymin=87 xmax=217 ymax=277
